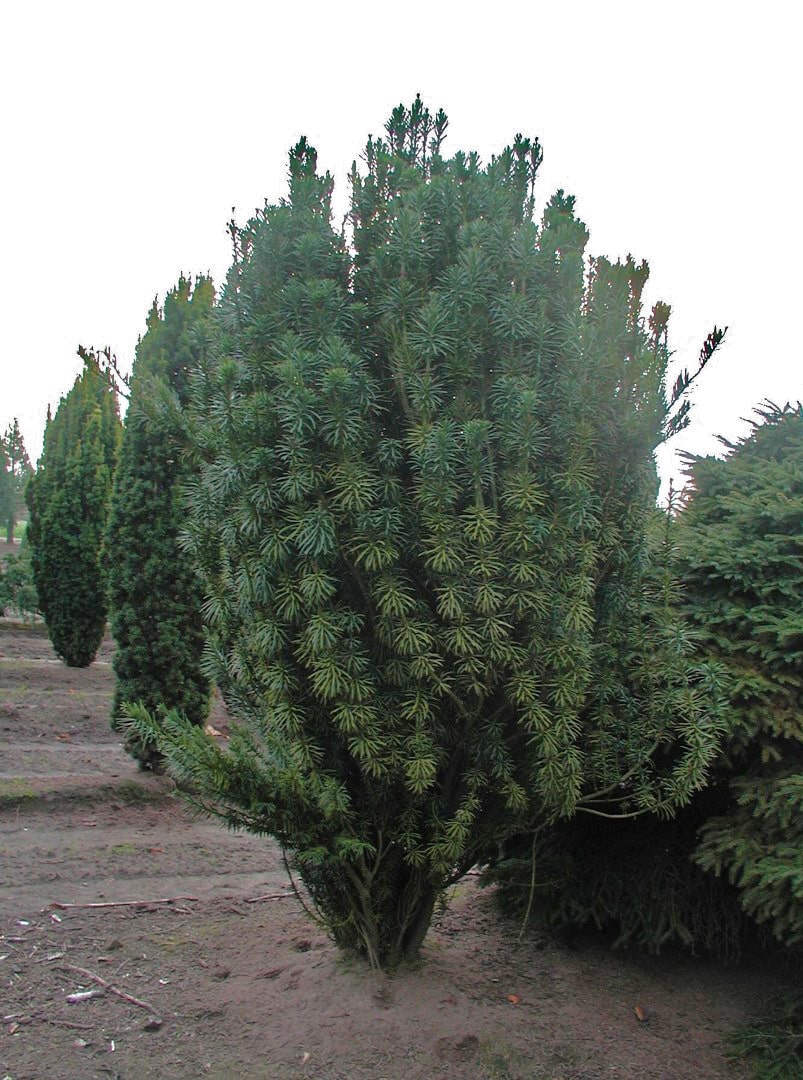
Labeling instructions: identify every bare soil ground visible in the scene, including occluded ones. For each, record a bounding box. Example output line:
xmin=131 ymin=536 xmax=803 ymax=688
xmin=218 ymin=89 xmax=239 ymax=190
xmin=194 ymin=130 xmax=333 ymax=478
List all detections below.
xmin=0 ymin=620 xmax=791 ymax=1080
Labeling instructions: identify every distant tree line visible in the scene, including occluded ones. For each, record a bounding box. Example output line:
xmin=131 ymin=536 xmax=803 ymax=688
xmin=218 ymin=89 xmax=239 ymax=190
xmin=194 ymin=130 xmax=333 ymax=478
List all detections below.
xmin=0 ymin=419 xmax=32 ymax=542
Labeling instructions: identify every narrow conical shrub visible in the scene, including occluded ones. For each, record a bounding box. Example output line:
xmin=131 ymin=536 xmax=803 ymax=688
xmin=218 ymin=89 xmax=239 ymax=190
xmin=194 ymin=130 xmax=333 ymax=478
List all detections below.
xmin=27 ymin=356 xmax=120 ymax=666
xmin=107 ymin=277 xmax=214 ymax=768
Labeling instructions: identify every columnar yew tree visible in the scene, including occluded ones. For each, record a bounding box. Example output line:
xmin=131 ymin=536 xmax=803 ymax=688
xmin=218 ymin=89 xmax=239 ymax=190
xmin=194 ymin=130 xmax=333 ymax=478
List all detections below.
xmin=127 ymin=101 xmax=724 ymax=968
xmin=26 ymin=355 xmax=120 ymax=666
xmin=107 ymin=278 xmax=213 ymax=768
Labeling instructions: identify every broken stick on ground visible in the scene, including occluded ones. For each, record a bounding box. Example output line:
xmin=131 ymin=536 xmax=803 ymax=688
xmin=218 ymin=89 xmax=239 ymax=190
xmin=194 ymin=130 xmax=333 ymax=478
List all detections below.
xmin=245 ymin=892 xmax=295 ymax=903
xmin=61 ymin=964 xmax=159 ymax=1014
xmin=50 ymin=896 xmax=199 ymax=911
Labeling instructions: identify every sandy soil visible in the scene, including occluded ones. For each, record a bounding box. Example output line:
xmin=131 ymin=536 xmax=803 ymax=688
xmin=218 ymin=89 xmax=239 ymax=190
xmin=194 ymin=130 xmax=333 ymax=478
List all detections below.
xmin=0 ymin=620 xmax=790 ymax=1080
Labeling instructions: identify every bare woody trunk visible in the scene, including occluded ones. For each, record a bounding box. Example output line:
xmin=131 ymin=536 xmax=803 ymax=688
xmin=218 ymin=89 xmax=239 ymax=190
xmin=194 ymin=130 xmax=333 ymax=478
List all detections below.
xmin=300 ymin=853 xmax=441 ymax=970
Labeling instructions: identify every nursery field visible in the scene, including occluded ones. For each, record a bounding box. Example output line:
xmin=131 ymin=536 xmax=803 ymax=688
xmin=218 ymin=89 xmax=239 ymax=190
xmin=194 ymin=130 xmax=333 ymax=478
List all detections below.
xmin=0 ymin=620 xmax=791 ymax=1080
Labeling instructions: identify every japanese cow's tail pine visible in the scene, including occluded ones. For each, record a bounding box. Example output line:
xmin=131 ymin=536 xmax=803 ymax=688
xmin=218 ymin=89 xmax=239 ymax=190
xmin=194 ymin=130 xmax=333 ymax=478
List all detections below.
xmin=124 ymin=98 xmax=726 ymax=968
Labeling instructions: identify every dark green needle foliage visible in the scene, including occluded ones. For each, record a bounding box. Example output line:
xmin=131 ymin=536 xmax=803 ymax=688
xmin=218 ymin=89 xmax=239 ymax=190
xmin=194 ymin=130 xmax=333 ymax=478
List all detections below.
xmin=1 ymin=419 xmax=33 ymax=542
xmin=26 ymin=355 xmax=121 ymax=666
xmin=0 ymin=532 xmax=41 ymax=620
xmin=107 ymin=277 xmax=214 ymax=768
xmin=731 ymin=991 xmax=803 ymax=1080
xmin=488 ymin=509 xmax=743 ymax=957
xmin=492 ymin=405 xmax=803 ymax=961
xmin=126 ymin=99 xmax=725 ymax=969
xmin=0 ymin=443 xmax=12 ymax=545
xmin=0 ymin=434 xmax=38 ymax=617
xmin=681 ymin=404 xmax=803 ymax=948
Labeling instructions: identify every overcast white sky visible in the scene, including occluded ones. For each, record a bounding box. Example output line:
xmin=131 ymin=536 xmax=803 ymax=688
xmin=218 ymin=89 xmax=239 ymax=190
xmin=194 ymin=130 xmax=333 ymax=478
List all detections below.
xmin=1 ymin=1 xmax=800 ymax=495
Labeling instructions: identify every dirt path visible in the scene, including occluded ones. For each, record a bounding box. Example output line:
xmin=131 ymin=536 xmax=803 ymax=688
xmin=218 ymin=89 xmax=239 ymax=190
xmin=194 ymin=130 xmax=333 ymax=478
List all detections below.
xmin=0 ymin=620 xmax=789 ymax=1079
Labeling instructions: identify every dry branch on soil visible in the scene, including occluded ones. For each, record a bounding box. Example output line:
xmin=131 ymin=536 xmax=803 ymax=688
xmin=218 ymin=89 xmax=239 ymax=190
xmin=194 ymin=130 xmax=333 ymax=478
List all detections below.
xmin=61 ymin=963 xmax=159 ymax=1014
xmin=50 ymin=895 xmax=199 ymax=911
xmin=245 ymin=892 xmax=295 ymax=903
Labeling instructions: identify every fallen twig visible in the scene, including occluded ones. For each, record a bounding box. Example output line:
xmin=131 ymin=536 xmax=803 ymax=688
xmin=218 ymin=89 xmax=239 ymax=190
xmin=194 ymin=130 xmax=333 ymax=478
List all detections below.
xmin=67 ymin=989 xmax=104 ymax=1004
xmin=61 ymin=964 xmax=159 ymax=1014
xmin=8 ymin=1007 xmax=94 ymax=1030
xmin=46 ymin=1017 xmax=94 ymax=1030
xmin=50 ymin=896 xmax=199 ymax=911
xmin=34 ymin=951 xmax=65 ymax=964
xmin=244 ymin=892 xmax=294 ymax=903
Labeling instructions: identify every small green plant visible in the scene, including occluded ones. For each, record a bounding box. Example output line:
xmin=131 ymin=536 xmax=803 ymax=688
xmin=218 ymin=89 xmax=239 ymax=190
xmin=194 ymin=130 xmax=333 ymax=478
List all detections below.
xmin=0 ymin=779 xmax=38 ymax=805
xmin=110 ymin=842 xmax=139 ymax=855
xmin=0 ymin=538 xmax=40 ymax=620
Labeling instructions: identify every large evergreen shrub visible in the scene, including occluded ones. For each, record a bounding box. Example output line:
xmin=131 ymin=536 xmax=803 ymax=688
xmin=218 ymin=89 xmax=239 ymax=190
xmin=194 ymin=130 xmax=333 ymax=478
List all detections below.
xmin=107 ymin=277 xmax=213 ymax=768
xmin=491 ymin=405 xmax=803 ymax=957
xmin=26 ymin=355 xmax=120 ymax=666
xmin=126 ymin=100 xmax=725 ymax=968
xmin=488 ymin=782 xmax=750 ymax=958
xmin=682 ymin=404 xmax=803 ymax=947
